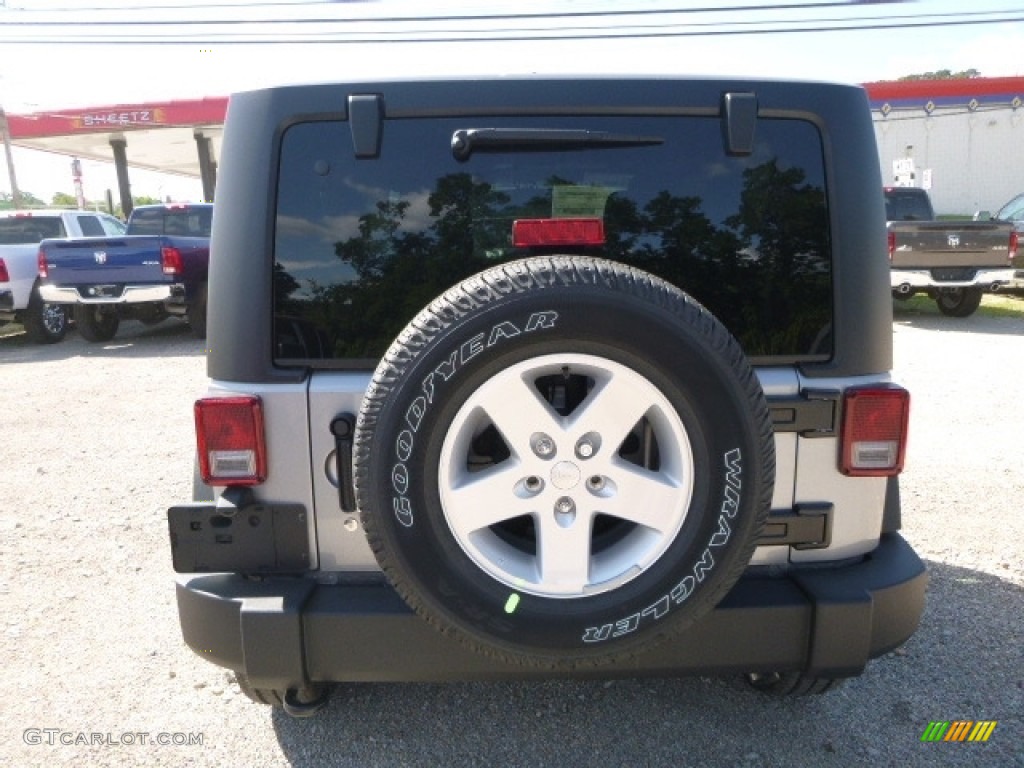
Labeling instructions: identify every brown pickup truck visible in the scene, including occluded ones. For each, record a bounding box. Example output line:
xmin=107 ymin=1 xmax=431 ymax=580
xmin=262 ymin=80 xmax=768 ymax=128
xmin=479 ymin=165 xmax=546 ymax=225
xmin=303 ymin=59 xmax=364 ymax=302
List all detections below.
xmin=887 ymin=187 xmax=1017 ymax=317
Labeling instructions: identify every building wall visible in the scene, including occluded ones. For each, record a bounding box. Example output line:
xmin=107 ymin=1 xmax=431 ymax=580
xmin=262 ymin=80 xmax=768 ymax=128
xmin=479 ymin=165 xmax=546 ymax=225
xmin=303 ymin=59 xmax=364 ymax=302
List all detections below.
xmin=866 ymin=78 xmax=1024 ymax=217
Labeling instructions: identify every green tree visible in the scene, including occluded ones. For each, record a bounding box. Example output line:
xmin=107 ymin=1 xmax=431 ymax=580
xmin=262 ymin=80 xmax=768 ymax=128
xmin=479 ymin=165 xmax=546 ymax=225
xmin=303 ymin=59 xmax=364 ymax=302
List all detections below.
xmin=898 ymin=69 xmax=981 ymax=81
xmin=51 ymin=192 xmax=77 ymax=207
xmin=0 ymin=190 xmax=45 ymax=209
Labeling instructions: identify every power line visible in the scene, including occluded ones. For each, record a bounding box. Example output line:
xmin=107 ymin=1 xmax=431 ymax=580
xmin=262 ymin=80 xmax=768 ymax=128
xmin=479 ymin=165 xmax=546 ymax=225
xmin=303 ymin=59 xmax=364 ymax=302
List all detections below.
xmin=3 ymin=3 xmax=1011 ymax=31
xmin=1 ymin=9 xmax=1022 ymax=43
xmin=2 ymin=0 xmax=910 ymax=23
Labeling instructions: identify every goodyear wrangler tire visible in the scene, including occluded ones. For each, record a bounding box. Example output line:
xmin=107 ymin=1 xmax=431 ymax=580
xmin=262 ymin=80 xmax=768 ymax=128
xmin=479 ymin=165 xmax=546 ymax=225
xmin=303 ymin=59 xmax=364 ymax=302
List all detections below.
xmin=353 ymin=256 xmax=774 ymax=668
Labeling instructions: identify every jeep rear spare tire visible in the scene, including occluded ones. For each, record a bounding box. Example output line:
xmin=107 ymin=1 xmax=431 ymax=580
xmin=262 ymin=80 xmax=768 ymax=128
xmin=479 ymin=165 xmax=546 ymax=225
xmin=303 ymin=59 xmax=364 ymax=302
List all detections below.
xmin=353 ymin=256 xmax=774 ymax=668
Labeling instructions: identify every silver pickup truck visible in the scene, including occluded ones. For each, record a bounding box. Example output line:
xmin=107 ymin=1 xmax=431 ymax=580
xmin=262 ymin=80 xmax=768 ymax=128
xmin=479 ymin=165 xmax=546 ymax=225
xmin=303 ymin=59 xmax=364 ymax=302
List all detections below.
xmin=886 ymin=187 xmax=1017 ymax=317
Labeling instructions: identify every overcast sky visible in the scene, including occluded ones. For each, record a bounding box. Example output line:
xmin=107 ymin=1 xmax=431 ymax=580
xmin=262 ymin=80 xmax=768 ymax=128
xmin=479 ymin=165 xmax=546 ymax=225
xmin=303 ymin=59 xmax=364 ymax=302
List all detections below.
xmin=1 ymin=0 xmax=1022 ymax=202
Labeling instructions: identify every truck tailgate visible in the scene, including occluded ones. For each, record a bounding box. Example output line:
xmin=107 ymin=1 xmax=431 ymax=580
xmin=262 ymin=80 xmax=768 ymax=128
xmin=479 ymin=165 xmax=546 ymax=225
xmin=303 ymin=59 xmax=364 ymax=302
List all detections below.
xmin=41 ymin=236 xmax=169 ymax=286
xmin=889 ymin=221 xmax=1012 ymax=269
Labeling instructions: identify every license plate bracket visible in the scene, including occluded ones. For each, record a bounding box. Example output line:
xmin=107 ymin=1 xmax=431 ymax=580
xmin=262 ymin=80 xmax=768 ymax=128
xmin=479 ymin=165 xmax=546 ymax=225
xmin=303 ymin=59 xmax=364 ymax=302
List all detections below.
xmin=168 ymin=502 xmax=310 ymax=573
xmin=85 ymin=284 xmax=124 ymax=298
xmin=931 ymin=268 xmax=974 ymax=282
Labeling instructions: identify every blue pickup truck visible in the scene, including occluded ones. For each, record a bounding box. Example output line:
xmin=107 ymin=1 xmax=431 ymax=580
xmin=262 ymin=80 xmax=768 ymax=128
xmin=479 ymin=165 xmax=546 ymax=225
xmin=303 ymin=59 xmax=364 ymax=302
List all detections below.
xmin=38 ymin=203 xmax=212 ymax=341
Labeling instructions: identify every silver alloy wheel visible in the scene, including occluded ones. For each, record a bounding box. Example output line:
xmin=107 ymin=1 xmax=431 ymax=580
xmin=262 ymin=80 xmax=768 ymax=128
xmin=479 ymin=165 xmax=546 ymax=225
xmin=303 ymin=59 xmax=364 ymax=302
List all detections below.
xmin=41 ymin=303 xmax=65 ymax=335
xmin=438 ymin=353 xmax=694 ymax=599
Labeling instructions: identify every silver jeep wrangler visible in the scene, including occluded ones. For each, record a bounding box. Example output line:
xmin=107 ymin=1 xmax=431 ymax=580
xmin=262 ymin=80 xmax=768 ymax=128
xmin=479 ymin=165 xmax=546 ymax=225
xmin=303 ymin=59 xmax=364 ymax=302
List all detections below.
xmin=169 ymin=77 xmax=926 ymax=716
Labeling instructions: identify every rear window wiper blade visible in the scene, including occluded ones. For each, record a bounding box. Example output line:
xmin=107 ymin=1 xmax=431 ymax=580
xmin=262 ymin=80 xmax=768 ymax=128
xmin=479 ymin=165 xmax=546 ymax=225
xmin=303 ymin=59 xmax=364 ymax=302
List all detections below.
xmin=451 ymin=128 xmax=663 ymax=161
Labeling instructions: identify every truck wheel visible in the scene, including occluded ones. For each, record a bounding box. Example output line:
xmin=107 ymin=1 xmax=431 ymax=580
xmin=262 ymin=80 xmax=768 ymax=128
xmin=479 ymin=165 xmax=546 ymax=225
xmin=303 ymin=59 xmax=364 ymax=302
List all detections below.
xmin=187 ymin=282 xmax=207 ymax=339
xmin=134 ymin=304 xmax=169 ymax=326
xmin=353 ymin=256 xmax=774 ymax=668
xmin=73 ymin=305 xmax=120 ymax=342
xmin=935 ymin=287 xmax=982 ymax=318
xmin=743 ymin=670 xmax=845 ymax=696
xmin=23 ymin=290 xmax=68 ymax=344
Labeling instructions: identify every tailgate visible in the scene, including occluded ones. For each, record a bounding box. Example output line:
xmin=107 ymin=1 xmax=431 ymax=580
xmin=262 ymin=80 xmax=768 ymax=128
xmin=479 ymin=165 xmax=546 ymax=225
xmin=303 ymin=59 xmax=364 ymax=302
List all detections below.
xmin=41 ymin=236 xmax=170 ymax=286
xmin=889 ymin=221 xmax=1012 ymax=268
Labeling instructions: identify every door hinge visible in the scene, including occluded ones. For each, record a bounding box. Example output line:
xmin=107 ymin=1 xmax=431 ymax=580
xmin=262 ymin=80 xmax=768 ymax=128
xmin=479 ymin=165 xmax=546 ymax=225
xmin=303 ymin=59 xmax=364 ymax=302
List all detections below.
xmin=767 ymin=390 xmax=838 ymax=437
xmin=757 ymin=503 xmax=832 ymax=550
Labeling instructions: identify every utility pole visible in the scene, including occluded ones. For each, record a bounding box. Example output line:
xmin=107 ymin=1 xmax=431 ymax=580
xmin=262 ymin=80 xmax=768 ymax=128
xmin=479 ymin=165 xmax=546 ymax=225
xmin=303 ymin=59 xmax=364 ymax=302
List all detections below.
xmin=0 ymin=106 xmax=22 ymax=208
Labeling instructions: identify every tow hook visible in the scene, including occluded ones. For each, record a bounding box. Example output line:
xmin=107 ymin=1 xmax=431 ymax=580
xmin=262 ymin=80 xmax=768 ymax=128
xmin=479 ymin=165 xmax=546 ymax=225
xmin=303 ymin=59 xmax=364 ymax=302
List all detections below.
xmin=282 ymin=684 xmax=331 ymax=718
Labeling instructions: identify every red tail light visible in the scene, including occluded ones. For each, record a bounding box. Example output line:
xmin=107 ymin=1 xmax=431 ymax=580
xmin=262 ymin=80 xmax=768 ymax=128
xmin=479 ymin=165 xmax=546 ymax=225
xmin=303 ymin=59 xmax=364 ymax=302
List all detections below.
xmin=839 ymin=385 xmax=910 ymax=477
xmin=37 ymin=250 xmax=49 ymax=279
xmin=0 ymin=258 xmax=8 ymax=283
xmin=161 ymin=246 xmax=183 ymax=276
xmin=887 ymin=231 xmax=896 ymax=260
xmin=513 ymin=218 xmax=605 ymax=247
xmin=195 ymin=396 xmax=267 ymax=486
xmin=1009 ymin=231 xmax=1018 ymax=264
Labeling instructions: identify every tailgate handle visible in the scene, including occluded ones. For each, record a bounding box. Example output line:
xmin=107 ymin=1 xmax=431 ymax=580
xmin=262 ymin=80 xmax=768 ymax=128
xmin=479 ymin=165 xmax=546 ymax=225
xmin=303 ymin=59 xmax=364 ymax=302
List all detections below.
xmin=330 ymin=413 xmax=357 ymax=512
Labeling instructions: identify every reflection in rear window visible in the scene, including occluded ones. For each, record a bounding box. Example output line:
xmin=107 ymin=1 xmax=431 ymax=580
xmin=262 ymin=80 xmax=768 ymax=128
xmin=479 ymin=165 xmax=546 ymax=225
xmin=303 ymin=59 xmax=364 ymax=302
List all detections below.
xmin=0 ymin=216 xmax=66 ymax=244
xmin=274 ymin=115 xmax=832 ymax=365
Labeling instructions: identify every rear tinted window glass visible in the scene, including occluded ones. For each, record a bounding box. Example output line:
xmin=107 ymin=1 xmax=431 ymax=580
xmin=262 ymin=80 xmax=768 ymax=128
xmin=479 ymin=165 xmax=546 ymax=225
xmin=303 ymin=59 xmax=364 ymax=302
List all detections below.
xmin=101 ymin=216 xmax=127 ymax=236
xmin=0 ymin=216 xmax=66 ymax=244
xmin=77 ymin=215 xmax=105 ymax=236
xmin=129 ymin=207 xmax=212 ymax=236
xmin=884 ymin=189 xmax=932 ymax=221
xmin=274 ymin=115 xmax=831 ymax=364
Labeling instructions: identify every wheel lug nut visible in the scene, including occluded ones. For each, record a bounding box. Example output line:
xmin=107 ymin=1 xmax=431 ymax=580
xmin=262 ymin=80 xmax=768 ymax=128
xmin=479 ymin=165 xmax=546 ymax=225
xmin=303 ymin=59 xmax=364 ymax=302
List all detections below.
xmin=531 ymin=433 xmax=556 ymax=459
xmin=587 ymin=475 xmax=605 ymax=491
xmin=554 ymin=496 xmax=575 ymax=515
xmin=525 ymin=476 xmax=542 ymax=491
xmin=575 ymin=432 xmax=601 ymax=460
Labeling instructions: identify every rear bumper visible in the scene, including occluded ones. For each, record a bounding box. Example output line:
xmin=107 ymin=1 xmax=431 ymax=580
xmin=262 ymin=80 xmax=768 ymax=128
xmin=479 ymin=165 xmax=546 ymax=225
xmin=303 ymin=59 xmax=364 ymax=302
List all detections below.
xmin=38 ymin=283 xmax=181 ymax=304
xmin=174 ymin=533 xmax=927 ymax=691
xmin=891 ymin=268 xmax=1014 ymax=292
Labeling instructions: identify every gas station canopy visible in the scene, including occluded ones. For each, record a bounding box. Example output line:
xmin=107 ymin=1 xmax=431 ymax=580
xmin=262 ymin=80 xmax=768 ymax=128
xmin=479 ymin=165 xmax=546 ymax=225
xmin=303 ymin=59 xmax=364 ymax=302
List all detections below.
xmin=5 ymin=97 xmax=228 ymax=212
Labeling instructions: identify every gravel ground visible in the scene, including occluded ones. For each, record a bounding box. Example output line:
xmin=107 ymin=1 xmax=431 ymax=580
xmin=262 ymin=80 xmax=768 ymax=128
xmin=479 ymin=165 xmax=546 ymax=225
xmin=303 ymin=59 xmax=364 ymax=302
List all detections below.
xmin=1 ymin=309 xmax=1022 ymax=768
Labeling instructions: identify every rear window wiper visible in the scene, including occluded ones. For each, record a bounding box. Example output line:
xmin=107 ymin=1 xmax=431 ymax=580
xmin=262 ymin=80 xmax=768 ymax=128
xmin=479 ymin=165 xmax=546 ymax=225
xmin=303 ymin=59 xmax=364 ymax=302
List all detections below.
xmin=451 ymin=128 xmax=663 ymax=161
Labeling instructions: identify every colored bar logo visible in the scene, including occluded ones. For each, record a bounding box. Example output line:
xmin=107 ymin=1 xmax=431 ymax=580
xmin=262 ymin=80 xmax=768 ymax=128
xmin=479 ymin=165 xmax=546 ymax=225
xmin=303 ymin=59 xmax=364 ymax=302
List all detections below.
xmin=921 ymin=721 xmax=997 ymax=742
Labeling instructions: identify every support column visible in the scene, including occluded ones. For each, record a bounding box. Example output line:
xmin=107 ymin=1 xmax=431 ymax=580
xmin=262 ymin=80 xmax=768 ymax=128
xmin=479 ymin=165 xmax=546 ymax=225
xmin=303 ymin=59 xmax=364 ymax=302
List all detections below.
xmin=194 ymin=131 xmax=217 ymax=203
xmin=0 ymin=107 xmax=22 ymax=208
xmin=109 ymin=136 xmax=133 ymax=218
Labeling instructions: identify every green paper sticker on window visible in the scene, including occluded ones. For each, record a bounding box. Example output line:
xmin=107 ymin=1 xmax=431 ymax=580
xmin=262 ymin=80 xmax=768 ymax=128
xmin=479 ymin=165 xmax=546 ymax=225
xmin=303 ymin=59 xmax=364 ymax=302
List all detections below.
xmin=552 ymin=186 xmax=612 ymax=218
